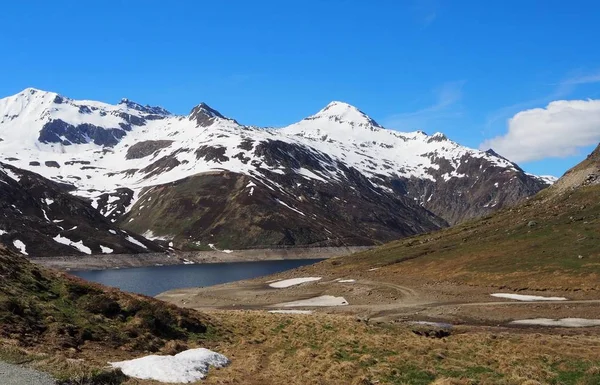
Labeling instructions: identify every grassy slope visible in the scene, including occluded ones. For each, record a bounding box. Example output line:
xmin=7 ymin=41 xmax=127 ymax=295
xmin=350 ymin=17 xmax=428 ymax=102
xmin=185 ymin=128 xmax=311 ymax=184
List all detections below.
xmin=325 ymin=183 xmax=599 ymax=291
xmin=0 ymin=245 xmax=220 ymax=383
xmin=202 ymin=311 xmax=600 ymax=385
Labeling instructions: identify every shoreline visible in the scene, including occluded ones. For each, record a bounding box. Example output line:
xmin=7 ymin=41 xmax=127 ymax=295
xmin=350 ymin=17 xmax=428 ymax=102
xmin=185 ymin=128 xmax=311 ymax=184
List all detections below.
xmin=28 ymin=246 xmax=372 ymax=271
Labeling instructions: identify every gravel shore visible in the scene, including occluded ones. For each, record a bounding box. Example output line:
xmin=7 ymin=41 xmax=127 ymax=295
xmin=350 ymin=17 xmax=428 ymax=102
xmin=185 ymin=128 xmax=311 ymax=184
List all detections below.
xmin=0 ymin=361 xmax=55 ymax=385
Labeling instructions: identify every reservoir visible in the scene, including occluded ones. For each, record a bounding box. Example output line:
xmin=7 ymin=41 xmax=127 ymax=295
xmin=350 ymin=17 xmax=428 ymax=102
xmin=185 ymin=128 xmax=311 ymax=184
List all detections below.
xmin=70 ymin=258 xmax=324 ymax=296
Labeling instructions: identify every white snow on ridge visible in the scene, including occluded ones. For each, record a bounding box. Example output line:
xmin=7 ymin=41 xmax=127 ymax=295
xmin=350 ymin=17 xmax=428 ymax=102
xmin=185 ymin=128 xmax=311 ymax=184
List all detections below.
xmin=53 ymin=234 xmax=92 ymax=254
xmin=269 ymin=277 xmax=322 ymax=288
xmin=13 ymin=239 xmax=27 ymax=255
xmin=490 ymin=293 xmax=567 ymax=301
xmin=109 ymin=348 xmax=230 ymax=383
xmin=277 ymin=295 xmax=348 ymax=307
xmin=0 ymin=88 xmax=543 ymax=221
xmin=511 ymin=318 xmax=600 ymax=328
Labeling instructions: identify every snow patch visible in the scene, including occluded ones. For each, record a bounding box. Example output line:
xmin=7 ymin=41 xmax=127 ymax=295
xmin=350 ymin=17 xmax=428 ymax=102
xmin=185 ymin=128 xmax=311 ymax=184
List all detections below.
xmin=109 ymin=348 xmax=230 ymax=383
xmin=207 ymin=243 xmax=233 ymax=253
xmin=337 ymin=279 xmax=356 ymax=283
xmin=268 ymin=310 xmax=313 ymax=314
xmin=275 ymin=199 xmax=305 ymax=216
xmin=276 ymin=295 xmax=348 ymax=307
xmin=143 ymin=230 xmax=171 ymax=241
xmin=510 ymin=318 xmax=600 ymax=328
xmin=53 ymin=234 xmax=92 ymax=254
xmin=269 ymin=277 xmax=322 ymax=288
xmin=100 ymin=245 xmax=114 ymax=254
xmin=13 ymin=239 xmax=27 ymax=255
xmin=126 ymin=235 xmax=148 ymax=249
xmin=490 ymin=293 xmax=567 ymax=302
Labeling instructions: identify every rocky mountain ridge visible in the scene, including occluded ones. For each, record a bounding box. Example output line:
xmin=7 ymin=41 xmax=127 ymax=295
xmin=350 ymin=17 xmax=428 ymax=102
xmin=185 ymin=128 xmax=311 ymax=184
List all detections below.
xmin=0 ymin=88 xmax=554 ymax=252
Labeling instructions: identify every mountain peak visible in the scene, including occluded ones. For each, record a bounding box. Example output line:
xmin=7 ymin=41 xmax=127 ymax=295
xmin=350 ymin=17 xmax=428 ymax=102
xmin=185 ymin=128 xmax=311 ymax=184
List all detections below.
xmin=306 ymin=101 xmax=382 ymax=128
xmin=189 ymin=102 xmax=227 ymax=127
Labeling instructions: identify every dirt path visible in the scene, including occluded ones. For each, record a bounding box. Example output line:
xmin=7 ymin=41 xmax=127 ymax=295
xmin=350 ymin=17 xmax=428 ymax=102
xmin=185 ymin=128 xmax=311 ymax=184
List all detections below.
xmin=158 ymin=275 xmax=600 ymax=327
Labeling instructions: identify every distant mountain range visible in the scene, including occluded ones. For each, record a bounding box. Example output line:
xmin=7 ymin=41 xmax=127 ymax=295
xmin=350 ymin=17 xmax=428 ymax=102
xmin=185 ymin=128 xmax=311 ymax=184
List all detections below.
xmin=0 ymin=88 xmax=554 ymax=255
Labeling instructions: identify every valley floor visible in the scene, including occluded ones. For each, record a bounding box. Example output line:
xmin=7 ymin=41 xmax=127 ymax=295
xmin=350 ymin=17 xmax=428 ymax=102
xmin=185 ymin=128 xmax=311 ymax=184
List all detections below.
xmin=154 ymin=263 xmax=600 ymax=384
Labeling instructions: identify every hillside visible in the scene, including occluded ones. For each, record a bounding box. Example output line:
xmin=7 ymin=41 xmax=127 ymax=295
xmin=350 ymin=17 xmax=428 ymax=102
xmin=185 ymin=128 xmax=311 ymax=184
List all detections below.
xmin=0 ymin=88 xmax=551 ymax=251
xmin=0 ymin=162 xmax=162 ymax=257
xmin=0 ymin=244 xmax=217 ymax=382
xmin=337 ymin=143 xmax=600 ymax=290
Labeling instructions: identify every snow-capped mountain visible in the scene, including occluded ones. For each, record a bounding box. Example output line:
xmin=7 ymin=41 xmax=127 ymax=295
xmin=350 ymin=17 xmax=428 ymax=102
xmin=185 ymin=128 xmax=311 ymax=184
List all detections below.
xmin=0 ymin=88 xmax=553 ymax=252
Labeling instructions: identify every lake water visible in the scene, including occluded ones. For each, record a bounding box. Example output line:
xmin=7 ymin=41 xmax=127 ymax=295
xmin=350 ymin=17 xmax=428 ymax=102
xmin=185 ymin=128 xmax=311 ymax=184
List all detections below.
xmin=70 ymin=259 xmax=324 ymax=296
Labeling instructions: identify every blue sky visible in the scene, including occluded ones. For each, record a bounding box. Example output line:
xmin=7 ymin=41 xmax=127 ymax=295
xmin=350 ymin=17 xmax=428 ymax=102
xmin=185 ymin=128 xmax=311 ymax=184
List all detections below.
xmin=1 ymin=0 xmax=599 ymax=177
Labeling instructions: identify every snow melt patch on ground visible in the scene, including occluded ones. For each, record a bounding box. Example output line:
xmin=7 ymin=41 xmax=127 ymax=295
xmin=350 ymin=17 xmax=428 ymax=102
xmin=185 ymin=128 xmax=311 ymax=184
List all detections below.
xmin=13 ymin=239 xmax=27 ymax=255
xmin=100 ymin=245 xmax=114 ymax=254
xmin=275 ymin=199 xmax=306 ymax=216
xmin=143 ymin=230 xmax=172 ymax=241
xmin=269 ymin=277 xmax=322 ymax=288
xmin=268 ymin=310 xmax=313 ymax=314
xmin=109 ymin=348 xmax=230 ymax=383
xmin=207 ymin=243 xmax=233 ymax=253
xmin=277 ymin=295 xmax=348 ymax=307
xmin=53 ymin=235 xmax=92 ymax=254
xmin=491 ymin=293 xmax=567 ymax=302
xmin=126 ymin=235 xmax=148 ymax=249
xmin=510 ymin=318 xmax=600 ymax=328
xmin=337 ymin=279 xmax=356 ymax=283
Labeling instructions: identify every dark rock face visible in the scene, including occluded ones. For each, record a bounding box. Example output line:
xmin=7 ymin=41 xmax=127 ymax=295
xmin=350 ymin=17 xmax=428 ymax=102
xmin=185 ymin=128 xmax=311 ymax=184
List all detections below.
xmin=237 ymin=138 xmax=255 ymax=151
xmin=253 ymin=140 xmax=333 ymax=171
xmin=38 ymin=119 xmax=126 ymax=147
xmin=93 ymin=188 xmax=135 ymax=222
xmin=189 ymin=103 xmax=226 ymax=127
xmin=387 ymin=153 xmax=549 ymax=225
xmin=139 ymin=150 xmax=190 ymax=179
xmin=195 ymin=145 xmax=229 ymax=163
xmin=118 ymin=98 xmax=171 ymax=116
xmin=44 ymin=161 xmax=60 ymax=168
xmin=126 ymin=140 xmax=174 ymax=160
xmin=0 ymin=163 xmax=162 ymax=257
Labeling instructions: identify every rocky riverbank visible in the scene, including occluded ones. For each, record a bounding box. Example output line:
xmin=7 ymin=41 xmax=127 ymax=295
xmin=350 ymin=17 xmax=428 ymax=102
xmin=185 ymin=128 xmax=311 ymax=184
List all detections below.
xmin=28 ymin=246 xmax=372 ymax=271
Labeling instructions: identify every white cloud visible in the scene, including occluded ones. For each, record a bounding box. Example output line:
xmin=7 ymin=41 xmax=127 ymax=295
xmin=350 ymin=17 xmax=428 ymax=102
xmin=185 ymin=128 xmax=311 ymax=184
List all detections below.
xmin=484 ymin=70 xmax=600 ymax=132
xmin=480 ymin=99 xmax=600 ymax=163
